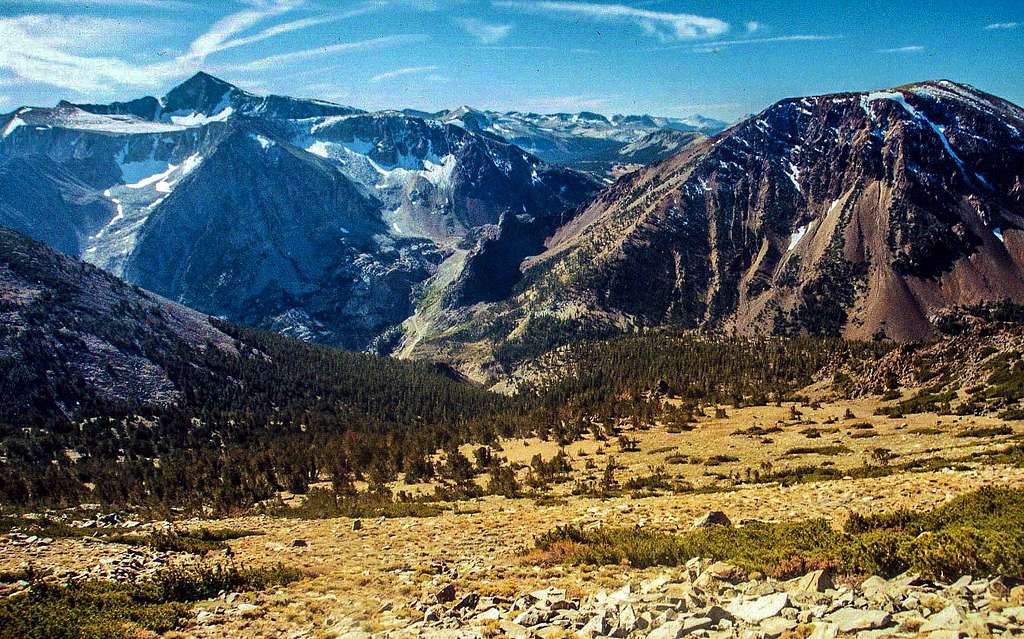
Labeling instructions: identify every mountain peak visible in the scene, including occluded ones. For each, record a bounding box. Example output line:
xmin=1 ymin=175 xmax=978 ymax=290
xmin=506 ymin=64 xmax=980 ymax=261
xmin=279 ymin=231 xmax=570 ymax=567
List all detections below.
xmin=177 ymin=71 xmax=235 ymax=91
xmin=162 ymin=72 xmax=243 ymax=115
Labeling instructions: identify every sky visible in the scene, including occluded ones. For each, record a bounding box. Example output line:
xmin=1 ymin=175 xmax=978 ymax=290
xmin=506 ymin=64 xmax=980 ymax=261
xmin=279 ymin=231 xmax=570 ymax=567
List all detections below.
xmin=0 ymin=0 xmax=1022 ymax=122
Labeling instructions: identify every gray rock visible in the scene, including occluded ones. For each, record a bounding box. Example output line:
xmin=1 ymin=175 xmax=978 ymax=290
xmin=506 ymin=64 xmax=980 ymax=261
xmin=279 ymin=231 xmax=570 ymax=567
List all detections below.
xmin=860 ymin=575 xmax=888 ymax=597
xmin=512 ymin=607 xmax=552 ymax=627
xmin=691 ymin=511 xmax=732 ymax=529
xmin=648 ymin=620 xmax=686 ymax=639
xmin=435 ymin=584 xmax=456 ymax=604
xmin=826 ymin=607 xmax=892 ymax=632
xmin=614 ymin=604 xmax=637 ymax=636
xmin=704 ymin=606 xmax=734 ymax=623
xmin=759 ymin=616 xmax=798 ymax=637
xmin=579 ymin=612 xmax=610 ymax=637
xmin=806 ymin=622 xmax=838 ymax=639
xmin=920 ymin=605 xmax=965 ymax=633
xmin=789 ymin=569 xmax=834 ymax=596
xmin=452 ymin=593 xmax=479 ymax=611
xmin=727 ymin=592 xmax=789 ymax=623
xmin=475 ymin=608 xmax=500 ymax=622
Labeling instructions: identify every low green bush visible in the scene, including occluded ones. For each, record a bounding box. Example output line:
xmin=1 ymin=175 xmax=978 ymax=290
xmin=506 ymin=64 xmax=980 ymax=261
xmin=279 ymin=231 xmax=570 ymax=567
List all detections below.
xmin=783 ymin=445 xmax=852 ymax=456
xmin=0 ymin=562 xmax=300 ymax=639
xmin=956 ymin=425 xmax=1014 ymax=438
xmin=533 ymin=487 xmax=1024 ymax=581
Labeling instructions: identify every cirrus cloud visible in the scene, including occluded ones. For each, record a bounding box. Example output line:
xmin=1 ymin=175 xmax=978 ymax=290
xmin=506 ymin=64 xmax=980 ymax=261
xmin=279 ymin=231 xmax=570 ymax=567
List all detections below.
xmin=0 ymin=1 xmax=413 ymax=95
xmin=457 ymin=17 xmax=513 ymax=43
xmin=493 ymin=1 xmax=728 ymax=41
xmin=370 ymin=65 xmax=439 ymax=83
xmin=876 ymin=45 xmax=925 ymax=54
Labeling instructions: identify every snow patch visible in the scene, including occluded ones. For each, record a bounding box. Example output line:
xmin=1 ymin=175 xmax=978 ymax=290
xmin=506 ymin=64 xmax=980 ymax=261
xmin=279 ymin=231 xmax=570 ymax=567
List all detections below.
xmin=179 ymin=153 xmax=203 ymax=176
xmin=309 ymin=115 xmax=351 ymax=134
xmin=306 ymin=141 xmax=332 ymax=158
xmin=123 ymin=153 xmax=201 ymax=192
xmin=57 ymin=107 xmax=184 ymax=133
xmin=89 ymin=191 xmax=125 ymax=242
xmin=864 ymin=90 xmax=993 ymax=189
xmin=250 ymin=133 xmax=274 ymax=149
xmin=420 ymin=154 xmax=456 ymax=188
xmin=169 ymin=106 xmax=234 ymax=126
xmin=995 ymin=227 xmax=1005 ymax=243
xmin=862 ymin=91 xmax=919 ymax=120
xmin=2 ymin=111 xmax=28 ymax=138
xmin=788 ymin=224 xmax=809 ymax=251
xmin=784 ymin=160 xmax=801 ymax=191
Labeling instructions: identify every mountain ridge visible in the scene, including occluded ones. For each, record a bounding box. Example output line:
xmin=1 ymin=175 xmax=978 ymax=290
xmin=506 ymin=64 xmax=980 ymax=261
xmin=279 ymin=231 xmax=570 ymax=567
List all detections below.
xmin=0 ymin=73 xmax=601 ymax=351
xmin=401 ymin=79 xmax=1024 ymax=382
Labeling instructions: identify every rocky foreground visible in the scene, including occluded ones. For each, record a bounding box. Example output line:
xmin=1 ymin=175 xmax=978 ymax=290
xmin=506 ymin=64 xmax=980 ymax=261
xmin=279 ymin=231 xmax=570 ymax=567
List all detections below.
xmin=377 ymin=558 xmax=1024 ymax=639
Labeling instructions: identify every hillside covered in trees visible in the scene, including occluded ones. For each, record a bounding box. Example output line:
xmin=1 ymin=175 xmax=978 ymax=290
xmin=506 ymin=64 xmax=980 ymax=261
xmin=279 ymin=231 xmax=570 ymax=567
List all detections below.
xmin=7 ymin=225 xmax=1011 ymax=514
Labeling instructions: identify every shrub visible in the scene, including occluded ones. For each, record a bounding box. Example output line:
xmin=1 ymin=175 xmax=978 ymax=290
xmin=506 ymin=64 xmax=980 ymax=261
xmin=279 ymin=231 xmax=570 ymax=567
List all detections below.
xmin=783 ymin=445 xmax=852 ymax=457
xmin=134 ymin=528 xmax=259 ymax=554
xmin=999 ymin=407 xmax=1024 ymax=421
xmin=956 ymin=425 xmax=1013 ymax=438
xmin=486 ymin=465 xmax=520 ymax=497
xmin=531 ymin=487 xmax=1024 ymax=581
xmin=704 ymin=455 xmax=739 ymax=466
xmin=0 ymin=562 xmax=300 ymax=639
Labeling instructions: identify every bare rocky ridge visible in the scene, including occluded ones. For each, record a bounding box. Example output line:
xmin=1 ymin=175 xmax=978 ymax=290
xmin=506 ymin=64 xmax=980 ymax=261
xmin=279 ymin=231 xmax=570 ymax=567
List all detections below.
xmin=533 ymin=81 xmax=1024 ymax=341
xmin=0 ymin=226 xmax=235 ymax=418
xmin=411 ymin=81 xmax=1024 ymax=380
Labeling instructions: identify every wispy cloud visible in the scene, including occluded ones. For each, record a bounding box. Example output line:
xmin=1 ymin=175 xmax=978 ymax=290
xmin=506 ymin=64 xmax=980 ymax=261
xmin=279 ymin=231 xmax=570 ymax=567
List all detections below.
xmin=984 ymin=21 xmax=1020 ymax=30
xmin=371 ymin=65 xmax=439 ymax=83
xmin=223 ymin=35 xmax=428 ymax=73
xmin=0 ymin=1 xmax=392 ymax=95
xmin=745 ymin=21 xmax=762 ymax=33
xmin=457 ymin=17 xmax=513 ymax=43
xmin=685 ymin=34 xmax=843 ymax=54
xmin=494 ymin=1 xmax=728 ymax=41
xmin=8 ymin=0 xmax=192 ymax=8
xmin=876 ymin=45 xmax=924 ymax=54
xmin=673 ymin=101 xmax=742 ymax=111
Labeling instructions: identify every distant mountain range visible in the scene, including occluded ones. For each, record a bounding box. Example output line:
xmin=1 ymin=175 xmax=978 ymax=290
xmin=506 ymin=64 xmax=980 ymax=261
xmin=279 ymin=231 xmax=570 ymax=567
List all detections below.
xmin=0 ymin=73 xmax=601 ymax=350
xmin=3 ymin=75 xmax=1024 ymax=385
xmin=414 ymin=105 xmax=725 ymax=174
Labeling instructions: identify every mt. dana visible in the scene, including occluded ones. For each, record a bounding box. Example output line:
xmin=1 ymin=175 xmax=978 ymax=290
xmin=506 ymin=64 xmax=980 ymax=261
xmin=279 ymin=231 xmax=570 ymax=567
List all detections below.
xmin=407 ymin=80 xmax=1024 ymax=380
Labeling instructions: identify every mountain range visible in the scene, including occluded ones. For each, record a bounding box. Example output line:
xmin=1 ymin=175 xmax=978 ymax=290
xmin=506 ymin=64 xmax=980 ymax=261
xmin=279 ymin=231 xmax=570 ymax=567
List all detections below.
xmin=403 ymin=80 xmax=1024 ymax=379
xmin=416 ymin=105 xmax=723 ymax=174
xmin=0 ymin=73 xmax=602 ymax=350
xmin=3 ymin=74 xmax=1024 ymax=384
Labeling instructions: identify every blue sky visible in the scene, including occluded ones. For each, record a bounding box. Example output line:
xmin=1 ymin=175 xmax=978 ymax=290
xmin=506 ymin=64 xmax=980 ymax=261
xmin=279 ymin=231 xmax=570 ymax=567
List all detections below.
xmin=0 ymin=0 xmax=1021 ymax=121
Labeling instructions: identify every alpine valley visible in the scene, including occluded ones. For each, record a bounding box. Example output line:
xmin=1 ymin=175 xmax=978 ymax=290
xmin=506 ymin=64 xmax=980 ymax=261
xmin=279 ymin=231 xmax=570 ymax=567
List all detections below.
xmin=7 ymin=70 xmax=1024 ymax=639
